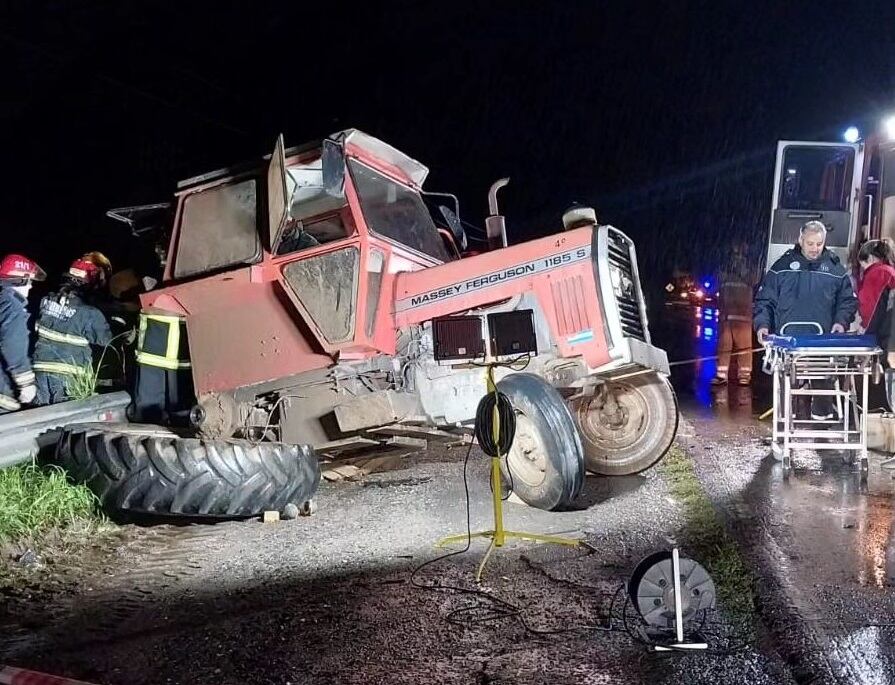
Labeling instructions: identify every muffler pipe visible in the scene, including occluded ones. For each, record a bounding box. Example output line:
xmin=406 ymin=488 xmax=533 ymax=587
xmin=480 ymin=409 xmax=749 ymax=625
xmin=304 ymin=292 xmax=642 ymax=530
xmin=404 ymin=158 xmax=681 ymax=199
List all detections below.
xmin=485 ymin=178 xmax=510 ymax=250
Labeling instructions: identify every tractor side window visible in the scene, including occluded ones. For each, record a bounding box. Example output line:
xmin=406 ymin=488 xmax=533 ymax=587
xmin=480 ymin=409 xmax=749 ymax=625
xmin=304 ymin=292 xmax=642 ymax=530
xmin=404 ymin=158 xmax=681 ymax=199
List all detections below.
xmin=348 ymin=159 xmax=450 ymax=262
xmin=276 ymin=213 xmax=349 ymax=256
xmin=174 ymin=178 xmax=260 ymax=279
xmin=778 ymin=146 xmax=854 ymax=213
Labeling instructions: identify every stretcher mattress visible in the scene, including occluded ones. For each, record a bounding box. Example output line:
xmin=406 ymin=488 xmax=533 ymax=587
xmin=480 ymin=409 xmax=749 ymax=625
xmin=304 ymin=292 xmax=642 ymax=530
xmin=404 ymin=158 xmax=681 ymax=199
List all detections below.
xmin=765 ymin=334 xmax=878 ymax=351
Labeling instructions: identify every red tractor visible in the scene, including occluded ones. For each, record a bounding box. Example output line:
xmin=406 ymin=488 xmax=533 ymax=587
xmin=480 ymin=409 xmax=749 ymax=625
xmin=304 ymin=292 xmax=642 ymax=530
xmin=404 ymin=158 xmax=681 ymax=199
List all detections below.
xmin=59 ymin=129 xmax=678 ymax=516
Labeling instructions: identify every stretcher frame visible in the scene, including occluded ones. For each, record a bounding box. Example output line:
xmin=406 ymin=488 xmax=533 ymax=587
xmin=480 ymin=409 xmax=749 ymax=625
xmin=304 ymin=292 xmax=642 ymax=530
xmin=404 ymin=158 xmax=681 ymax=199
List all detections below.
xmin=763 ymin=326 xmax=881 ymax=473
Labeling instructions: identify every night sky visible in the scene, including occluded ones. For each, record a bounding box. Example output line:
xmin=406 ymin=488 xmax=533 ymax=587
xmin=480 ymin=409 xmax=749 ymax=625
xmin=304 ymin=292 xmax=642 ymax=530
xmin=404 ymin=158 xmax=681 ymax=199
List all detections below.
xmin=3 ymin=1 xmax=895 ymax=302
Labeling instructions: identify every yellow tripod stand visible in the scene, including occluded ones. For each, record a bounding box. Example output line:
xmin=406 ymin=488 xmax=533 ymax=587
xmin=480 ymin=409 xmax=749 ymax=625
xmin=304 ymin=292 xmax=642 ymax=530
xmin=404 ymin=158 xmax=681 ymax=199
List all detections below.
xmin=437 ymin=364 xmax=583 ymax=582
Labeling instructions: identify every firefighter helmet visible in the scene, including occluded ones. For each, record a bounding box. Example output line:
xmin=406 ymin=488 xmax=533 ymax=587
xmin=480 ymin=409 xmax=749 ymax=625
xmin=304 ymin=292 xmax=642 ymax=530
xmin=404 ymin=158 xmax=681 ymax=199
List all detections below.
xmin=80 ymin=251 xmax=113 ymax=285
xmin=68 ymin=257 xmax=105 ymax=286
xmin=0 ymin=254 xmax=46 ymax=283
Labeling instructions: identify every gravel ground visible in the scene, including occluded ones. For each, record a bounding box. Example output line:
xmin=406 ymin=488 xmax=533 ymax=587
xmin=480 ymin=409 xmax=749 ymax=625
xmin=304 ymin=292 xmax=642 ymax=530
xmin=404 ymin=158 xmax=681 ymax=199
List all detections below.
xmin=1 ymin=439 xmax=790 ymax=684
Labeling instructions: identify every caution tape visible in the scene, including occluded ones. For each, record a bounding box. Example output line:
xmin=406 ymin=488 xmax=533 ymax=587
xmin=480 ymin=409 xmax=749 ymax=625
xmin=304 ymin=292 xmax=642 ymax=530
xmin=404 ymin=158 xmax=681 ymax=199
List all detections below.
xmin=667 ymin=346 xmax=764 ymax=368
xmin=610 ymin=346 xmax=764 ymax=382
xmin=0 ymin=665 xmax=99 ymax=685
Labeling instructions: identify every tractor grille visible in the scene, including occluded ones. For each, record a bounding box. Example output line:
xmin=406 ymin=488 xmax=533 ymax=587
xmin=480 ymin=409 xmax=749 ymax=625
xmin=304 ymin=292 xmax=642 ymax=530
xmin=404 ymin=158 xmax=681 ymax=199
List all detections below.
xmin=607 ymin=229 xmax=648 ymax=342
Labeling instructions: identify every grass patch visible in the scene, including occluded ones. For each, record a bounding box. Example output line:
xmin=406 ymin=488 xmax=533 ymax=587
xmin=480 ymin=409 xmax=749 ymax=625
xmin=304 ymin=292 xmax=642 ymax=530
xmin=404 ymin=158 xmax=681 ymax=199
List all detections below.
xmin=64 ymin=364 xmax=101 ymax=401
xmin=661 ymin=444 xmax=755 ymax=621
xmin=0 ymin=462 xmax=102 ymax=544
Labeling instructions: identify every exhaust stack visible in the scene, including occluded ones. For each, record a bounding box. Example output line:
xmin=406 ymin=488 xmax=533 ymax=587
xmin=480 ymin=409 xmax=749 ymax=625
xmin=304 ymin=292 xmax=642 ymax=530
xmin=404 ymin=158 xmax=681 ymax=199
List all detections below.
xmin=485 ymin=178 xmax=510 ymax=250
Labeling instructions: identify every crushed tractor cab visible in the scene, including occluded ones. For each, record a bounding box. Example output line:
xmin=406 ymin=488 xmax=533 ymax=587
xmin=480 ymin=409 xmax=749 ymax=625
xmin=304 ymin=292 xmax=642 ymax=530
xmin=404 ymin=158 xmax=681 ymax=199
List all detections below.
xmin=92 ymin=129 xmax=677 ymax=513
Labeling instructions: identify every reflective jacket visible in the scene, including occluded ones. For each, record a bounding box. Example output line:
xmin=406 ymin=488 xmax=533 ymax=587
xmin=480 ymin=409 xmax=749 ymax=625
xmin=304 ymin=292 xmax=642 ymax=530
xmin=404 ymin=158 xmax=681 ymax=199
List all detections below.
xmin=0 ymin=285 xmax=34 ymax=410
xmin=136 ymin=312 xmax=191 ymax=371
xmin=753 ymin=246 xmax=857 ymax=334
xmin=33 ymin=291 xmax=112 ymax=376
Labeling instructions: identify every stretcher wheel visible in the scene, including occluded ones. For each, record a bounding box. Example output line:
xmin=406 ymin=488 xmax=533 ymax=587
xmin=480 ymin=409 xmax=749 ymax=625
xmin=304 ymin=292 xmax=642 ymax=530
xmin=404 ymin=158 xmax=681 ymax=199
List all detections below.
xmin=771 ymin=441 xmax=784 ymax=462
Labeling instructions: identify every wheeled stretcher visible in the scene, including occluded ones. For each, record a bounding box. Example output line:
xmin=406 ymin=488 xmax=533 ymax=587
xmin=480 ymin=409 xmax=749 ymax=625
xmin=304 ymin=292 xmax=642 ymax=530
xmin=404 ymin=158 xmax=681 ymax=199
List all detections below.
xmin=763 ymin=325 xmax=881 ymax=473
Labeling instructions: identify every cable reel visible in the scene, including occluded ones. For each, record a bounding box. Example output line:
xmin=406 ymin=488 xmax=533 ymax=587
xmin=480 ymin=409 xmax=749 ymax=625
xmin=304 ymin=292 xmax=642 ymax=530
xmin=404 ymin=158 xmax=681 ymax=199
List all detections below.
xmin=628 ymin=550 xmax=716 ymax=634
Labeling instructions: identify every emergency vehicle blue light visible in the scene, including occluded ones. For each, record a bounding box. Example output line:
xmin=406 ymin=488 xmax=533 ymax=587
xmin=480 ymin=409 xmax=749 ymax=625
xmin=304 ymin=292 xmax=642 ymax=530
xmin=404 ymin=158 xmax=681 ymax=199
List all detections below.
xmin=704 ymin=327 xmax=714 ymax=338
xmin=843 ymin=126 xmax=860 ymax=144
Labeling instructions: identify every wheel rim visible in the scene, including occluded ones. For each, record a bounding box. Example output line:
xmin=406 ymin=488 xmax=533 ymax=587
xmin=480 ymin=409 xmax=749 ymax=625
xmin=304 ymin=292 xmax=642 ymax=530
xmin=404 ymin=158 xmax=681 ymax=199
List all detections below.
xmin=506 ymin=411 xmax=548 ymax=488
xmin=576 ymin=381 xmax=652 ymax=460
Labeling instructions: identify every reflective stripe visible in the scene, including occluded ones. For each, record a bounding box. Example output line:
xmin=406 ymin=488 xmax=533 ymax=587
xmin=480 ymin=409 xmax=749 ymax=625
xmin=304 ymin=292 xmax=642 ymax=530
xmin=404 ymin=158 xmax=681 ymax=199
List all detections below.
xmin=137 ymin=314 xmax=147 ymax=352
xmin=0 ymin=393 xmax=20 ymax=410
xmin=145 ymin=314 xmax=186 ymax=325
xmin=36 ymin=324 xmax=90 ymax=347
xmin=166 ymin=316 xmax=181 ymax=365
xmin=33 ymin=361 xmax=85 ymax=376
xmin=137 ymin=312 xmax=190 ymax=370
xmin=135 ymin=351 xmax=192 ymax=370
xmin=12 ymin=370 xmax=35 ymax=386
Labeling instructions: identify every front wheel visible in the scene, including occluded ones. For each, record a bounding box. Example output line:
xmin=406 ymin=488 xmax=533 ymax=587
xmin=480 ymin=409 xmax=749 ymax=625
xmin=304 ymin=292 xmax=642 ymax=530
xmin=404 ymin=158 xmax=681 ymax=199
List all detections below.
xmin=496 ymin=373 xmax=584 ymax=510
xmin=574 ymin=372 xmax=678 ymax=476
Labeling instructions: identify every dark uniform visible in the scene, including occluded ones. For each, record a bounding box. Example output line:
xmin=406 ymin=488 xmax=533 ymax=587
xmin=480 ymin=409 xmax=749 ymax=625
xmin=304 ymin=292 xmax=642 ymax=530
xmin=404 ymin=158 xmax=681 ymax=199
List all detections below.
xmin=131 ymin=311 xmax=195 ymax=425
xmin=754 ymin=245 xmax=857 ymax=335
xmin=754 ymin=245 xmax=858 ymax=418
xmin=0 ymin=285 xmax=36 ymax=412
xmin=32 ymin=291 xmax=112 ymax=404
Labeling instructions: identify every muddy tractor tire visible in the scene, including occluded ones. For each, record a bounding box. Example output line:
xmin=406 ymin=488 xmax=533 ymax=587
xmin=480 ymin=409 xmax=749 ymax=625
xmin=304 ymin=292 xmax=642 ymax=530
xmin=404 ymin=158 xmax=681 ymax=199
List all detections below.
xmin=574 ymin=372 xmax=678 ymax=476
xmin=56 ymin=423 xmax=320 ymax=518
xmin=497 ymin=373 xmax=584 ymax=511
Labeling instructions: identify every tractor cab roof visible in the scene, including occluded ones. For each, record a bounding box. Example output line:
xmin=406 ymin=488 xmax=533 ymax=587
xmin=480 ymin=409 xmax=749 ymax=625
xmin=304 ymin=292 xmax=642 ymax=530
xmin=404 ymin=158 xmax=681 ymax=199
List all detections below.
xmin=175 ymin=129 xmax=429 ymax=193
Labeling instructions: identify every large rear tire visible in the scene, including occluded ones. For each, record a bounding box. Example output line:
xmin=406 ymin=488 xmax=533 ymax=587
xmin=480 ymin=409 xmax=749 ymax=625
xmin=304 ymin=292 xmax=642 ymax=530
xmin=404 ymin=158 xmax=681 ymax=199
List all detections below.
xmin=56 ymin=423 xmax=320 ymax=517
xmin=497 ymin=373 xmax=584 ymax=510
xmin=574 ymin=372 xmax=678 ymax=476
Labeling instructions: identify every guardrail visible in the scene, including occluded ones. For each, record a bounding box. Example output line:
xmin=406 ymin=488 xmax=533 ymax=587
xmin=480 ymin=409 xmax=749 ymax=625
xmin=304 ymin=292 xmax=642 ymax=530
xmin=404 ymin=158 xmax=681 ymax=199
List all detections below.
xmin=0 ymin=391 xmax=131 ymax=469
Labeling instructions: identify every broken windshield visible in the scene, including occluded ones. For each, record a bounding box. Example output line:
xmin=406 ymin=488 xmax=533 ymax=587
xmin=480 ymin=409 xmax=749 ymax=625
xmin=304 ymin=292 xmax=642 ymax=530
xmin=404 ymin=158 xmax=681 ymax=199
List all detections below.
xmin=348 ymin=159 xmax=450 ymax=262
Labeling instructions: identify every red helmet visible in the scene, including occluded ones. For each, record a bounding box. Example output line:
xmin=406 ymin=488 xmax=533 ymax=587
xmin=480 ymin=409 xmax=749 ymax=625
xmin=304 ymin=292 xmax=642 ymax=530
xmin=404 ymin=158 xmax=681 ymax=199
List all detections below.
xmin=68 ymin=258 xmax=104 ymax=286
xmin=0 ymin=254 xmax=46 ymax=284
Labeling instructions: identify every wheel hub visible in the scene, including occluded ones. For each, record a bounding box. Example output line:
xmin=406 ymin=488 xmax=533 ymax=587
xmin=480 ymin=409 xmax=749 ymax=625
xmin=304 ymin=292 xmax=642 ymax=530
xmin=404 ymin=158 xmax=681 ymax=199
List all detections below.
xmin=506 ymin=412 xmax=548 ymax=488
xmin=579 ymin=383 xmax=648 ymax=451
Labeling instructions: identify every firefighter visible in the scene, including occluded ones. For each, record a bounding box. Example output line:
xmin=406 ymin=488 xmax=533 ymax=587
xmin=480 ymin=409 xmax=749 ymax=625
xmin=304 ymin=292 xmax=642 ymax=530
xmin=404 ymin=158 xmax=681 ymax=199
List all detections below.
xmin=80 ymin=251 xmax=113 ymax=292
xmin=0 ymin=254 xmax=45 ymax=412
xmin=32 ymin=257 xmax=113 ymax=404
xmin=130 ymin=310 xmax=194 ymax=426
xmin=712 ymin=242 xmax=757 ymax=386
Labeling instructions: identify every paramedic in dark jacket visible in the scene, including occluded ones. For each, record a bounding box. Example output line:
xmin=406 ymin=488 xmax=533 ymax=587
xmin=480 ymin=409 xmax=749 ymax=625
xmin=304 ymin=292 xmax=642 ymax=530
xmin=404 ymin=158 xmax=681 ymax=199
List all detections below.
xmin=754 ymin=220 xmax=858 ymax=418
xmin=0 ymin=254 xmax=45 ymax=412
xmin=33 ymin=257 xmax=113 ymax=405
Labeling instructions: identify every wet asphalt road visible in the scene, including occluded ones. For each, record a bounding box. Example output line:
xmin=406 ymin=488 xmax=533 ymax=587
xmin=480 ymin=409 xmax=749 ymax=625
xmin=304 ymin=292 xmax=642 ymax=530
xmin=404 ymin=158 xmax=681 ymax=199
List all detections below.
xmin=2 ymin=303 xmax=893 ymax=683
xmin=665 ymin=302 xmax=895 ymax=684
